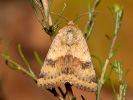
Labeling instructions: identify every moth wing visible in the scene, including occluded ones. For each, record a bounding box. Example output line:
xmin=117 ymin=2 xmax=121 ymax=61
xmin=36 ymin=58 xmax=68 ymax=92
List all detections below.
xmin=37 ymin=31 xmax=68 ymax=89
xmin=68 ymin=29 xmax=97 ymax=92
xmin=37 ymin=24 xmax=97 ymax=91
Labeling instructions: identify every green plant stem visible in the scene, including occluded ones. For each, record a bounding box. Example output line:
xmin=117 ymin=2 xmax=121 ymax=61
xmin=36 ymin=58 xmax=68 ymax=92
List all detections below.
xmin=97 ymin=13 xmax=119 ymax=99
xmin=110 ymin=36 xmax=117 ymax=55
xmin=109 ymin=79 xmax=118 ymax=99
xmin=41 ymin=0 xmax=52 ymax=26
xmin=96 ymin=79 xmax=101 ymax=100
xmin=123 ymin=83 xmax=128 ymax=100
xmin=46 ymin=0 xmax=52 ymax=22
xmin=115 ymin=12 xmax=119 ymax=35
xmin=119 ymin=85 xmax=123 ymax=100
xmin=0 ymin=53 xmax=37 ymax=81
xmin=100 ymin=58 xmax=109 ymax=86
xmin=99 ymin=35 xmax=117 ymax=87
xmin=33 ymin=0 xmax=42 ymax=10
xmin=88 ymin=0 xmax=92 ymax=21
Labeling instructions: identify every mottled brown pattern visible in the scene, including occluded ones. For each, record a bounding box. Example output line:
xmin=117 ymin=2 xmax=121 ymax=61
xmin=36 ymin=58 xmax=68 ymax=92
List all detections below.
xmin=37 ymin=21 xmax=97 ymax=92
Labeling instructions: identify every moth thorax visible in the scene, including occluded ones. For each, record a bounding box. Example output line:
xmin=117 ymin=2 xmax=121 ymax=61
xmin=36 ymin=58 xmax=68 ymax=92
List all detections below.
xmin=66 ymin=29 xmax=74 ymax=45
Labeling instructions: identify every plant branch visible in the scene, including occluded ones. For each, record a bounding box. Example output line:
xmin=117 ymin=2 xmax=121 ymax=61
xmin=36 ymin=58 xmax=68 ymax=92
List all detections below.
xmin=42 ymin=0 xmax=52 ymax=26
xmin=96 ymin=3 xmax=125 ymax=100
xmin=0 ymin=52 xmax=37 ymax=81
xmin=84 ymin=0 xmax=100 ymax=41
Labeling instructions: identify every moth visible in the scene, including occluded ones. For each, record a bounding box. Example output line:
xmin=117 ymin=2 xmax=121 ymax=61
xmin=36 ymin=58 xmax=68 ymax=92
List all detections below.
xmin=37 ymin=21 xmax=97 ymax=92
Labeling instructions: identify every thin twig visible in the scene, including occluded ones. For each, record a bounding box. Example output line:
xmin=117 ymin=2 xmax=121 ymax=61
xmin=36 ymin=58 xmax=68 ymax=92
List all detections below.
xmin=0 ymin=53 xmax=37 ymax=81
xmin=96 ymin=2 xmax=125 ymax=97
xmin=100 ymin=34 xmax=117 ymax=89
xmin=42 ymin=0 xmax=52 ymax=26
xmin=119 ymin=85 xmax=123 ymax=100
xmin=100 ymin=11 xmax=119 ymax=89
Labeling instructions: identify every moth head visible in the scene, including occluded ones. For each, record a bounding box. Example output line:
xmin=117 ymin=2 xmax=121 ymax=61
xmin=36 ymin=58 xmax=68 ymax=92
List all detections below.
xmin=68 ymin=21 xmax=75 ymax=26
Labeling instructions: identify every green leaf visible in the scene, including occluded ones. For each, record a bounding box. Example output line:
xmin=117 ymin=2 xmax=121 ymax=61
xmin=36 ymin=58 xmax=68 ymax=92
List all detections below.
xmin=46 ymin=0 xmax=53 ymax=22
xmin=5 ymin=60 xmax=20 ymax=70
xmin=123 ymin=83 xmax=128 ymax=100
xmin=123 ymin=69 xmax=129 ymax=86
xmin=85 ymin=19 xmax=96 ymax=41
xmin=34 ymin=51 xmax=43 ymax=66
xmin=88 ymin=0 xmax=92 ymax=20
xmin=0 ymin=52 xmax=20 ymax=70
xmin=119 ymin=2 xmax=125 ymax=22
xmin=105 ymin=34 xmax=112 ymax=46
xmin=6 ymin=38 xmax=13 ymax=56
xmin=92 ymin=55 xmax=103 ymax=70
xmin=93 ymin=0 xmax=100 ymax=10
xmin=56 ymin=19 xmax=66 ymax=28
xmin=111 ymin=60 xmax=119 ymax=73
xmin=118 ymin=61 xmax=123 ymax=84
xmin=108 ymin=42 xmax=121 ymax=59
xmin=0 ymin=52 xmax=37 ymax=81
xmin=18 ymin=44 xmax=34 ymax=74
xmin=92 ymin=12 xmax=100 ymax=20
xmin=104 ymin=67 xmax=113 ymax=83
xmin=30 ymin=0 xmax=47 ymax=30
xmin=109 ymin=79 xmax=118 ymax=99
xmin=53 ymin=3 xmax=66 ymax=26
xmin=108 ymin=6 xmax=116 ymax=22
xmin=33 ymin=0 xmax=42 ymax=10
xmin=3 ymin=38 xmax=20 ymax=70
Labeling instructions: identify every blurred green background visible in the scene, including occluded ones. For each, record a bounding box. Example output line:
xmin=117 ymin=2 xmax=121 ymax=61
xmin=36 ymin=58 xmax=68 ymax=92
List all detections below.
xmin=0 ymin=0 xmax=133 ymax=100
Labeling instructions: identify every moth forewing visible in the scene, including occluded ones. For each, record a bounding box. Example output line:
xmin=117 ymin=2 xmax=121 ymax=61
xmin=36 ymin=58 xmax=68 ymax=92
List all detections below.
xmin=37 ymin=21 xmax=97 ymax=92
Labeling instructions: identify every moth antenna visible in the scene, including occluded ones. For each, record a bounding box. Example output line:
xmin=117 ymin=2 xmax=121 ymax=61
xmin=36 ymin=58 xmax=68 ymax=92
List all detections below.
xmin=50 ymin=12 xmax=68 ymax=22
xmin=73 ymin=11 xmax=102 ymax=23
